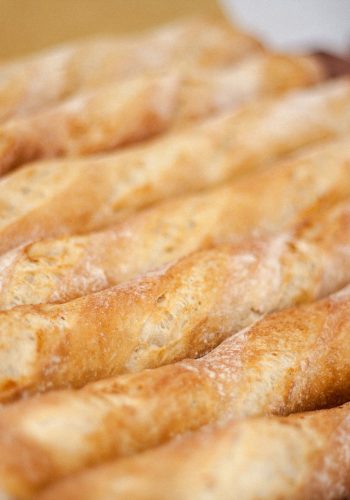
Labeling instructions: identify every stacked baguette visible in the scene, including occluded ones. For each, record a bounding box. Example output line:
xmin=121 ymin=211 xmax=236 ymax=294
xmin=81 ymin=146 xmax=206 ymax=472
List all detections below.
xmin=1 ymin=77 xmax=350 ymax=255
xmin=1 ymin=284 xmax=350 ymax=497
xmin=1 ymin=197 xmax=350 ymax=402
xmin=0 ymin=17 xmax=263 ymax=122
xmin=0 ymin=16 xmax=350 ymax=500
xmin=0 ymin=137 xmax=348 ymax=309
xmin=38 ymin=402 xmax=350 ymax=500
xmin=0 ymin=53 xmax=323 ymax=175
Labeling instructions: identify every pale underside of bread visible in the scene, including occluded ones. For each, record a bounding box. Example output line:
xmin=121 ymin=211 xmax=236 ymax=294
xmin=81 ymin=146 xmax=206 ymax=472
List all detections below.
xmin=0 ymin=77 xmax=350 ymax=255
xmin=0 ymin=53 xmax=323 ymax=176
xmin=0 ymin=17 xmax=262 ymax=123
xmin=0 ymin=137 xmax=350 ymax=309
xmin=0 ymin=284 xmax=350 ymax=497
xmin=0 ymin=199 xmax=350 ymax=403
xmin=38 ymin=403 xmax=350 ymax=500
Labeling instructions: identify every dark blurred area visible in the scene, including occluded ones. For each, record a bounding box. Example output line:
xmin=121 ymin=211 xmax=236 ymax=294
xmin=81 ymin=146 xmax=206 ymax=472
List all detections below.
xmin=314 ymin=51 xmax=350 ymax=78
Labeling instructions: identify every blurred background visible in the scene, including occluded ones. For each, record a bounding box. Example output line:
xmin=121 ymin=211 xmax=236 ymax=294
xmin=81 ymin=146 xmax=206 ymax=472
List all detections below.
xmin=0 ymin=0 xmax=224 ymax=60
xmin=2 ymin=0 xmax=349 ymax=62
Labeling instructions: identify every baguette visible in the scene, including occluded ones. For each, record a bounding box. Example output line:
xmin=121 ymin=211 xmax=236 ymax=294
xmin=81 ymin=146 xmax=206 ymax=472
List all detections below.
xmin=38 ymin=403 xmax=350 ymax=500
xmin=1 ymin=283 xmax=350 ymax=497
xmin=1 ymin=137 xmax=350 ymax=309
xmin=0 ymin=53 xmax=323 ymax=175
xmin=1 ymin=199 xmax=350 ymax=402
xmin=0 ymin=73 xmax=179 ymax=176
xmin=0 ymin=77 xmax=350 ymax=255
xmin=175 ymin=54 xmax=324 ymax=125
xmin=0 ymin=18 xmax=262 ymax=123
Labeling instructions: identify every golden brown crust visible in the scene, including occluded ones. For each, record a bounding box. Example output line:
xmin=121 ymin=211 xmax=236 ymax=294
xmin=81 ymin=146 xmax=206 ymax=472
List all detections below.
xmin=0 ymin=74 xmax=180 ymax=175
xmin=173 ymin=54 xmax=324 ymax=124
xmin=1 ymin=284 xmax=350 ymax=496
xmin=37 ymin=403 xmax=350 ymax=500
xmin=1 ymin=19 xmax=350 ymax=500
xmin=0 ymin=199 xmax=350 ymax=403
xmin=0 ymin=137 xmax=349 ymax=309
xmin=0 ymin=17 xmax=262 ymax=123
xmin=0 ymin=77 xmax=350 ymax=255
xmin=0 ymin=53 xmax=323 ymax=176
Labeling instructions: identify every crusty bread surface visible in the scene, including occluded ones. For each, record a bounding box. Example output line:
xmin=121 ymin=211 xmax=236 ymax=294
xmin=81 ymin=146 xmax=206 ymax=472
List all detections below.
xmin=0 ymin=284 xmax=350 ymax=497
xmin=0 ymin=53 xmax=323 ymax=176
xmin=0 ymin=137 xmax=349 ymax=309
xmin=1 ymin=18 xmax=350 ymax=500
xmin=0 ymin=78 xmax=350 ymax=255
xmin=0 ymin=198 xmax=350 ymax=403
xmin=38 ymin=403 xmax=350 ymax=500
xmin=0 ymin=18 xmax=262 ymax=123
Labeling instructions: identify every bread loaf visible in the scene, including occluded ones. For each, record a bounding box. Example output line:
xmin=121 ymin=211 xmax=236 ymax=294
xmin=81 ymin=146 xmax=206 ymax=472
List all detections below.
xmin=0 ymin=77 xmax=350 ymax=255
xmin=0 ymin=18 xmax=262 ymax=123
xmin=38 ymin=403 xmax=350 ymax=500
xmin=1 ymin=199 xmax=350 ymax=402
xmin=1 ymin=137 xmax=350 ymax=309
xmin=2 ymin=16 xmax=349 ymax=500
xmin=1 ymin=284 xmax=350 ymax=497
xmin=0 ymin=74 xmax=179 ymax=176
xmin=175 ymin=54 xmax=324 ymax=125
xmin=0 ymin=54 xmax=323 ymax=175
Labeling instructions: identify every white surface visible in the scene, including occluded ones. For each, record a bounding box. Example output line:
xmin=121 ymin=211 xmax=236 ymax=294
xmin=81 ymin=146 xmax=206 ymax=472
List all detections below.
xmin=221 ymin=0 xmax=350 ymax=53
